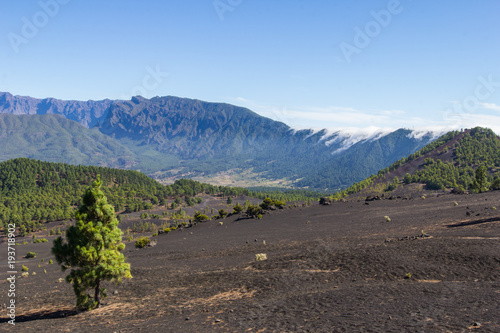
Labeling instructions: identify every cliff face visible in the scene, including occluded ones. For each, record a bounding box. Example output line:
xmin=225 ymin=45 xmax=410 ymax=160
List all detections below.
xmin=0 ymin=92 xmax=114 ymax=128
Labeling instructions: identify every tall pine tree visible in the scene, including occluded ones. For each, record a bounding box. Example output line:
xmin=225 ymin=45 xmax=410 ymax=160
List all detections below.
xmin=52 ymin=175 xmax=132 ymax=310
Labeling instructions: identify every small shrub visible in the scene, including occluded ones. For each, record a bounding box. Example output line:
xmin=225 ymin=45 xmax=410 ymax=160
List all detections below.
xmin=25 ymin=252 xmax=37 ymax=258
xmin=163 ymin=228 xmax=171 ymax=233
xmin=385 ymin=183 xmax=397 ymax=192
xmin=194 ymin=212 xmax=209 ymax=222
xmin=33 ymin=238 xmax=49 ymax=243
xmin=44 ymin=269 xmax=47 ymax=274
xmin=384 ymin=216 xmax=391 ymax=222
xmin=32 ymin=272 xmax=37 ymax=276
xmin=218 ymin=209 xmax=228 ymax=219
xmin=405 ymin=272 xmax=412 ymax=279
xmin=22 ymin=272 xmax=29 ymax=278
xmin=135 ymin=236 xmax=151 ymax=249
xmin=21 ymin=265 xmax=29 ymax=272
xmin=453 ymin=201 xmax=458 ymax=206
xmin=232 ymin=203 xmax=243 ymax=214
xmin=49 ymin=259 xmax=53 ymax=264
xmin=255 ymin=253 xmax=267 ymax=261
xmin=451 ymin=186 xmax=465 ymax=194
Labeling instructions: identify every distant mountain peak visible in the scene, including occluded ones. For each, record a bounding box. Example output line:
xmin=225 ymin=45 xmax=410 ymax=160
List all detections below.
xmin=0 ymin=91 xmax=442 ymax=190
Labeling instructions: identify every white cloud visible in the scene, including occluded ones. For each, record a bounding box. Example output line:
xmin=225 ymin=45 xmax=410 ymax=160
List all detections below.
xmin=224 ymin=97 xmax=500 ymax=138
xmin=480 ymin=102 xmax=500 ymax=112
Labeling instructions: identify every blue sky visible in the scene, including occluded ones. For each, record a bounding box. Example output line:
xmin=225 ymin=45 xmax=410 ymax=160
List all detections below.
xmin=1 ymin=0 xmax=500 ymax=133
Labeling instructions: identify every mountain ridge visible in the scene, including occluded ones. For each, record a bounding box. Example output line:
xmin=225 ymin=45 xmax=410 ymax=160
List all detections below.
xmin=0 ymin=91 xmax=440 ymax=190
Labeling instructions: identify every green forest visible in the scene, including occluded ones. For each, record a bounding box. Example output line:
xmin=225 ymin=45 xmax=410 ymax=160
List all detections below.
xmin=0 ymin=158 xmax=251 ymax=233
xmin=0 ymin=158 xmax=323 ymax=234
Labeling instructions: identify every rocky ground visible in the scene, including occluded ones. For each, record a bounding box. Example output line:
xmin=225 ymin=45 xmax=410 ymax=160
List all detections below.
xmin=1 ymin=191 xmax=499 ymax=332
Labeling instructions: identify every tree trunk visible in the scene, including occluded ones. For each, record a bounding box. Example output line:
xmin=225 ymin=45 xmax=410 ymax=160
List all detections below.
xmin=94 ymin=279 xmax=101 ymax=308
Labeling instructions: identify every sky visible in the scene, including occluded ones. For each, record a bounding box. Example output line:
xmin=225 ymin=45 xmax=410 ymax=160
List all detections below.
xmin=1 ymin=0 xmax=500 ymax=134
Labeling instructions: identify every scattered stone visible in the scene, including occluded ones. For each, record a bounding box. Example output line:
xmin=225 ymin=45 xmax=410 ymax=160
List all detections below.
xmin=113 ymin=290 xmax=119 ymax=295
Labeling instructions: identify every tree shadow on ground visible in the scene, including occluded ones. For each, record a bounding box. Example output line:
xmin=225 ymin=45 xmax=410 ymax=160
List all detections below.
xmin=446 ymin=217 xmax=499 ymax=228
xmin=0 ymin=309 xmax=78 ymax=323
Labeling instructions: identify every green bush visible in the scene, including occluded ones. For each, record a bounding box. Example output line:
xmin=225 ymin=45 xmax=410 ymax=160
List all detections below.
xmin=33 ymin=238 xmax=48 ymax=243
xmin=194 ymin=211 xmax=209 ymax=222
xmin=232 ymin=203 xmax=243 ymax=214
xmin=385 ymin=183 xmax=397 ymax=192
xmin=260 ymin=198 xmax=286 ymax=210
xmin=135 ymin=236 xmax=151 ymax=249
xmin=246 ymin=204 xmax=263 ymax=218
xmin=25 ymin=252 xmax=37 ymax=258
xmin=218 ymin=209 xmax=228 ymax=219
xmin=21 ymin=265 xmax=29 ymax=272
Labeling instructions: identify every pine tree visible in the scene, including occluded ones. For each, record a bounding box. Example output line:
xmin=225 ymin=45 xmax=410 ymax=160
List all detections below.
xmin=52 ymin=175 xmax=132 ymax=310
xmin=472 ymin=164 xmax=489 ymax=193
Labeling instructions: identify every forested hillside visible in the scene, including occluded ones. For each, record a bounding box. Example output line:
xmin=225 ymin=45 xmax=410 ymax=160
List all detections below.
xmin=0 ymin=158 xmax=327 ymax=234
xmin=0 ymin=114 xmax=135 ymax=167
xmin=334 ymin=127 xmax=500 ymax=199
xmin=0 ymin=158 xmax=251 ymax=233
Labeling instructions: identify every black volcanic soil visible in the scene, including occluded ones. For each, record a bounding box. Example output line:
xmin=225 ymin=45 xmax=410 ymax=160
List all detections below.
xmin=1 ymin=192 xmax=499 ymax=332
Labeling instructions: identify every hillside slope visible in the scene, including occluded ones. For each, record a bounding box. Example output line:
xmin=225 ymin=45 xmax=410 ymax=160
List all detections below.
xmin=339 ymin=127 xmax=500 ymax=199
xmin=0 ymin=114 xmax=135 ymax=167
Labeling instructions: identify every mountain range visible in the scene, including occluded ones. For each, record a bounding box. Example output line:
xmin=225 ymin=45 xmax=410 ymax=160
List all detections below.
xmin=0 ymin=91 xmax=440 ymax=191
